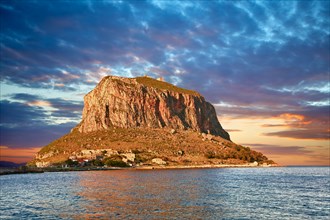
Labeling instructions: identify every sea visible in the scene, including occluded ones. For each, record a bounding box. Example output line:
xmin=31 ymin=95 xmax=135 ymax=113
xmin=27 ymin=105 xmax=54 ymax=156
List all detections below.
xmin=0 ymin=167 xmax=329 ymax=219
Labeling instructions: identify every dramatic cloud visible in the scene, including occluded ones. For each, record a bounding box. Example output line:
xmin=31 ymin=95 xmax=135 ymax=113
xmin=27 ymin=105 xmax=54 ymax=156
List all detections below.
xmin=9 ymin=93 xmax=83 ymax=121
xmin=264 ymin=130 xmax=329 ymax=140
xmin=0 ymin=0 xmax=329 ymax=163
xmin=262 ymin=112 xmax=329 ymax=140
xmin=0 ymin=123 xmax=75 ymax=148
xmin=245 ymin=143 xmax=330 ymax=166
xmin=0 ymin=98 xmax=81 ymax=148
xmin=245 ymin=144 xmax=314 ymax=155
xmin=1 ymin=1 xmax=328 ymax=92
xmin=0 ymin=100 xmax=48 ymax=127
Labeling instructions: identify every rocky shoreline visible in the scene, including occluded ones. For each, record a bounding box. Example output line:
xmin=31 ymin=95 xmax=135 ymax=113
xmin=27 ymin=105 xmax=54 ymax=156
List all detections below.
xmin=0 ymin=163 xmax=280 ymax=176
xmin=135 ymin=163 xmax=279 ymax=170
xmin=0 ymin=168 xmax=44 ymax=176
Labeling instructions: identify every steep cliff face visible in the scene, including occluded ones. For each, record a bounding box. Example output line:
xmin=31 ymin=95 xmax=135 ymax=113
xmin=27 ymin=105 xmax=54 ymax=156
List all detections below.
xmin=78 ymin=76 xmax=230 ymax=140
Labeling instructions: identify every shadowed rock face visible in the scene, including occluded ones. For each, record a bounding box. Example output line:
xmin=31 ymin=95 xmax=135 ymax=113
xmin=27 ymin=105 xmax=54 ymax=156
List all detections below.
xmin=78 ymin=76 xmax=230 ymax=140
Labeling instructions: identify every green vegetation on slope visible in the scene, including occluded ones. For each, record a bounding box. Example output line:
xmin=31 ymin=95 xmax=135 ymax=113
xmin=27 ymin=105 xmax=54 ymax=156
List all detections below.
xmin=31 ymin=127 xmax=275 ymax=166
xmin=135 ymin=76 xmax=201 ymax=96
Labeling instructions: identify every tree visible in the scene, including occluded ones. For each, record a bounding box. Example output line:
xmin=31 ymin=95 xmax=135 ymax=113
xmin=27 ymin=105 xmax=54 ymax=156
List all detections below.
xmin=65 ymin=159 xmax=78 ymax=167
xmin=103 ymin=157 xmax=128 ymax=167
xmin=91 ymin=159 xmax=104 ymax=167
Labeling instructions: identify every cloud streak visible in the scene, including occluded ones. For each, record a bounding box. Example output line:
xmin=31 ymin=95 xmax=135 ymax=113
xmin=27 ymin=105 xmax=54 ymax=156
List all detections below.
xmin=264 ymin=130 xmax=329 ymax=140
xmin=245 ymin=144 xmax=313 ymax=155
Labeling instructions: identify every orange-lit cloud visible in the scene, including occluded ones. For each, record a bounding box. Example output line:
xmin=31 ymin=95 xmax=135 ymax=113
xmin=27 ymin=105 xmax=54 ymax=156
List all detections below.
xmin=86 ymin=66 xmax=112 ymax=83
xmin=219 ymin=114 xmax=329 ymax=166
xmin=148 ymin=66 xmax=171 ymax=76
xmin=278 ymin=113 xmax=312 ymax=127
xmin=55 ymin=83 xmax=65 ymax=87
xmin=262 ymin=113 xmax=329 ymax=140
xmin=261 ymin=124 xmax=286 ymax=127
xmin=226 ymin=129 xmax=242 ymax=132
xmin=26 ymin=100 xmax=52 ymax=107
xmin=0 ymin=146 xmax=41 ymax=163
xmin=262 ymin=114 xmax=312 ymax=128
xmin=264 ymin=129 xmax=329 ymax=140
xmin=60 ymin=69 xmax=81 ymax=80
xmin=247 ymin=144 xmax=330 ymax=166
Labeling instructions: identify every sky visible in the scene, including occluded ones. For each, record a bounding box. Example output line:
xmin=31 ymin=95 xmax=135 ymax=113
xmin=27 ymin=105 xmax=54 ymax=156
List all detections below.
xmin=0 ymin=0 xmax=329 ymax=165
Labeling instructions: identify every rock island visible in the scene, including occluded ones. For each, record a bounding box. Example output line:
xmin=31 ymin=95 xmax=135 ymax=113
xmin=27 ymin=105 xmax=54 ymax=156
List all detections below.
xmin=29 ymin=76 xmax=276 ymax=169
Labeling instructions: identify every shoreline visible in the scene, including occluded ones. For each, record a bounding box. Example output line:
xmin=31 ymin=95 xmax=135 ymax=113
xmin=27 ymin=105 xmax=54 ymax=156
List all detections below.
xmin=135 ymin=164 xmax=280 ymax=170
xmin=0 ymin=163 xmax=280 ymax=175
xmin=0 ymin=169 xmax=44 ymax=175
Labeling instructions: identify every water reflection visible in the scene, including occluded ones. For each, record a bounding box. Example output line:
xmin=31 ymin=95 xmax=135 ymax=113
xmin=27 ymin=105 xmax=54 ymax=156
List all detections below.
xmin=1 ymin=168 xmax=329 ymax=219
xmin=77 ymin=169 xmax=223 ymax=219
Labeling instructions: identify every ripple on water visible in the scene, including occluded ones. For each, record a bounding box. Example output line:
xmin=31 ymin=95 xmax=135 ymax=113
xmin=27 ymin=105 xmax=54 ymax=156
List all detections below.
xmin=0 ymin=167 xmax=329 ymax=219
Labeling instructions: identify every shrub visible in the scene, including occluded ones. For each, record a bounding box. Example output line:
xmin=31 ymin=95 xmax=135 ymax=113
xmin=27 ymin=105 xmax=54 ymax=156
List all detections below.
xmin=132 ymin=149 xmax=142 ymax=154
xmin=91 ymin=159 xmax=104 ymax=167
xmin=104 ymin=159 xmax=129 ymax=167
xmin=205 ymin=151 xmax=216 ymax=159
xmin=101 ymin=150 xmax=107 ymax=155
xmin=135 ymin=154 xmax=148 ymax=163
xmin=107 ymin=155 xmax=123 ymax=161
xmin=103 ymin=155 xmax=128 ymax=167
xmin=136 ymin=76 xmax=200 ymax=96
xmin=65 ymin=159 xmax=79 ymax=166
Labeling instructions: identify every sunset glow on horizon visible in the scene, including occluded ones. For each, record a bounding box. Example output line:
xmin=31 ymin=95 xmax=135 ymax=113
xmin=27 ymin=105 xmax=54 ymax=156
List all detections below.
xmin=0 ymin=0 xmax=329 ymax=166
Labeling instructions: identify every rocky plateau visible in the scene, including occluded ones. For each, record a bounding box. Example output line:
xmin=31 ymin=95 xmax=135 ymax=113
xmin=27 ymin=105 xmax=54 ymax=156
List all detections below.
xmin=30 ymin=76 xmax=275 ymax=168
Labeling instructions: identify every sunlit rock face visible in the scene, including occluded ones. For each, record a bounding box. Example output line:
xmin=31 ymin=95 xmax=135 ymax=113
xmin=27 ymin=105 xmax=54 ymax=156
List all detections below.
xmin=78 ymin=75 xmax=230 ymax=140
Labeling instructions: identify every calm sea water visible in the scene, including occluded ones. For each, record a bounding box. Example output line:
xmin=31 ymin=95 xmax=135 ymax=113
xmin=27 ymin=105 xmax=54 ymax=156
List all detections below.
xmin=0 ymin=167 xmax=329 ymax=219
